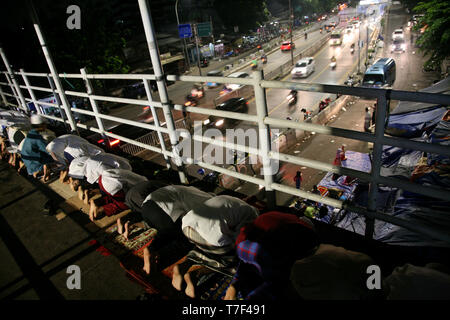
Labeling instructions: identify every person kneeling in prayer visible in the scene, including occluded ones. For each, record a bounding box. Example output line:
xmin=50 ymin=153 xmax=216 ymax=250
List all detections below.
xmin=46 ymin=134 xmax=103 ymax=183
xmin=138 ymin=185 xmax=214 ymax=276
xmin=89 ymin=168 xmax=148 ymax=222
xmin=20 ymin=115 xmax=54 ymax=182
xmin=172 ymin=195 xmax=260 ymax=298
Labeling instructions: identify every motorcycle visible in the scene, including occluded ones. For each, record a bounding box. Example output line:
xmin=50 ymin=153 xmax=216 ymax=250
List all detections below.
xmin=300 ymin=108 xmax=312 ymax=120
xmin=344 ymin=75 xmax=358 ymax=87
xmin=190 ymin=86 xmax=204 ymax=99
xmin=251 ymin=60 xmax=258 ymax=70
xmin=261 ymin=55 xmax=268 ymax=64
xmin=318 ymin=97 xmax=331 ymax=112
xmin=304 ymin=33 xmax=308 ymax=40
xmin=320 ymin=28 xmax=323 ymax=34
xmin=330 ymin=57 xmax=337 ymax=70
xmin=286 ymin=90 xmax=298 ymax=106
xmin=184 ymin=95 xmax=198 ymax=107
xmin=350 ymin=43 xmax=355 ymax=55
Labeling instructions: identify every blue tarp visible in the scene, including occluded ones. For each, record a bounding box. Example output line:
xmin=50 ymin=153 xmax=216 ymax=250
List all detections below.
xmin=386 ymin=106 xmax=448 ymax=138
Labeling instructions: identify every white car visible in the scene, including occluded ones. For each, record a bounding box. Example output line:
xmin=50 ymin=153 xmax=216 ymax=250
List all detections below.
xmin=291 ymin=57 xmax=315 ymax=78
xmin=346 ymin=25 xmax=354 ymax=33
xmin=392 ymin=29 xmax=404 ymax=40
xmin=225 ymin=72 xmax=250 ymax=91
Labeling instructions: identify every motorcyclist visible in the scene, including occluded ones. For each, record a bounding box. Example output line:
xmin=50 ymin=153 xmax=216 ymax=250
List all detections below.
xmin=251 ymin=59 xmax=258 ymax=69
xmin=261 ymin=53 xmax=267 ymax=63
xmin=320 ymin=27 xmax=323 ymax=34
xmin=304 ymin=32 xmax=308 ymax=40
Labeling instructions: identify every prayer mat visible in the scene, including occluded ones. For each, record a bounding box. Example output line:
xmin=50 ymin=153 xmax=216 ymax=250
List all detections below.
xmin=99 ymin=222 xmax=157 ymax=258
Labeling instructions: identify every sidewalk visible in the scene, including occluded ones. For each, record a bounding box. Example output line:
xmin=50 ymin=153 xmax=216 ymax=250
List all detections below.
xmin=0 ymin=162 xmax=143 ymax=299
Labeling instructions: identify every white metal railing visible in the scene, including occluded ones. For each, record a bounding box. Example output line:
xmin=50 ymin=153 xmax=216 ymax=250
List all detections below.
xmin=0 ymin=0 xmax=449 ymax=244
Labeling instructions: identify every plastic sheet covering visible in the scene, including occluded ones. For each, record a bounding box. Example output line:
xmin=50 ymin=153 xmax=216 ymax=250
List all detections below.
xmin=427 ymin=119 xmax=450 ymax=165
xmin=380 ymin=139 xmax=424 ymax=179
xmin=385 ymin=106 xmax=448 ymax=138
xmin=0 ymin=110 xmax=30 ymax=130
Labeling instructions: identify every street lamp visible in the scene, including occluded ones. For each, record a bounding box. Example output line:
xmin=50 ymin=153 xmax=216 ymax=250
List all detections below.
xmin=289 ymin=0 xmax=294 ymax=65
xmin=175 ymin=0 xmax=190 ymax=71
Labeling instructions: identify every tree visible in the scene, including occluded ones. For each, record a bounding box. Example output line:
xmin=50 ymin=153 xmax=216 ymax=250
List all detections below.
xmin=413 ymin=0 xmax=450 ymax=71
xmin=214 ymin=0 xmax=270 ymax=33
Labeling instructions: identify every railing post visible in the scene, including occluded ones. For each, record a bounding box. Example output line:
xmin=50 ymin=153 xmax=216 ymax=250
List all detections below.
xmin=80 ymin=68 xmax=107 ymax=139
xmin=28 ymin=2 xmax=78 ymax=132
xmin=47 ymin=75 xmax=71 ymax=132
xmin=137 ymin=0 xmax=187 ymax=184
xmin=142 ymin=79 xmax=171 ymax=168
xmin=0 ymin=84 xmax=8 ymax=107
xmin=253 ymin=70 xmax=276 ymax=209
xmin=0 ymin=48 xmax=28 ymax=112
xmin=365 ymin=93 xmax=388 ymax=239
xmin=20 ymin=68 xmax=42 ymax=114
xmin=2 ymin=72 xmax=22 ymax=110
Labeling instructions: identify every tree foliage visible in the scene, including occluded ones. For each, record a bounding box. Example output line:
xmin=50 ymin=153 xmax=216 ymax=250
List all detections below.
xmin=414 ymin=0 xmax=450 ymax=70
xmin=214 ymin=0 xmax=270 ymax=32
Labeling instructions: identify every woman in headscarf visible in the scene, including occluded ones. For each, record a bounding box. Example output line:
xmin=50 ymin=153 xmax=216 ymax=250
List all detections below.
xmin=46 ymin=134 xmax=104 ymax=183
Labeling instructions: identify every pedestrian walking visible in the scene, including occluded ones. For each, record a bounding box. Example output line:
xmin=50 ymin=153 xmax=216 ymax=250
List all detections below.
xmin=294 ymin=171 xmax=303 ymax=190
xmin=364 ymin=107 xmax=372 ymax=132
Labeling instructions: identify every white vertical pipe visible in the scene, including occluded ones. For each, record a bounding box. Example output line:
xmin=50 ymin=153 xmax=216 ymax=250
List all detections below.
xmin=28 ymin=2 xmax=78 ymax=132
xmin=0 ymin=48 xmax=28 ymax=112
xmin=142 ymin=78 xmax=171 ymax=167
xmin=2 ymin=72 xmax=21 ymax=108
xmin=253 ymin=69 xmax=276 ymax=208
xmin=137 ymin=0 xmax=187 ymax=183
xmin=80 ymin=68 xmax=106 ymax=137
xmin=20 ymin=68 xmax=42 ymax=114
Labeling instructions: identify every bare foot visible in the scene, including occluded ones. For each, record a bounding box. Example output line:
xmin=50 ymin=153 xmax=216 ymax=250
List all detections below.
xmin=78 ymin=186 xmax=84 ymax=201
xmin=117 ymin=218 xmax=123 ymax=234
xmin=89 ymin=199 xmax=96 ymax=222
xmin=123 ymin=221 xmax=130 ymax=240
xmin=184 ymin=272 xmax=196 ymax=298
xmin=142 ymin=247 xmax=151 ymax=275
xmin=83 ymin=189 xmax=89 ymax=205
xmin=172 ymin=264 xmax=184 ymax=291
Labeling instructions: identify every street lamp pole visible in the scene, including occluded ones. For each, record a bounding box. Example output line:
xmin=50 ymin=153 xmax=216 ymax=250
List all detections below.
xmin=289 ymin=0 xmax=294 ymax=65
xmin=358 ymin=23 xmax=361 ymax=74
xmin=175 ymin=0 xmax=190 ymax=71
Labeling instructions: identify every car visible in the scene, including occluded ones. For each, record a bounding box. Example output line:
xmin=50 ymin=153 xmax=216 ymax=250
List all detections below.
xmin=205 ymin=97 xmax=248 ymax=128
xmin=346 ymin=25 xmax=353 ymax=33
xmin=123 ymin=81 xmax=157 ymax=99
xmin=84 ymin=122 xmax=152 ymax=152
xmin=391 ymin=39 xmax=406 ymax=53
xmin=324 ymin=24 xmax=334 ymax=32
xmin=205 ymin=70 xmax=224 ymax=88
xmin=225 ymin=72 xmax=250 ymax=91
xmin=291 ymin=57 xmax=315 ymax=78
xmin=392 ymin=29 xmax=404 ymax=40
xmin=281 ymin=41 xmax=295 ymax=51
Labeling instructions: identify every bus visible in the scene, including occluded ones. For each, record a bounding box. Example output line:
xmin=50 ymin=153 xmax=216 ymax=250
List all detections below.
xmin=329 ymin=31 xmax=342 ymax=46
xmin=362 ymin=58 xmax=396 ymax=88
